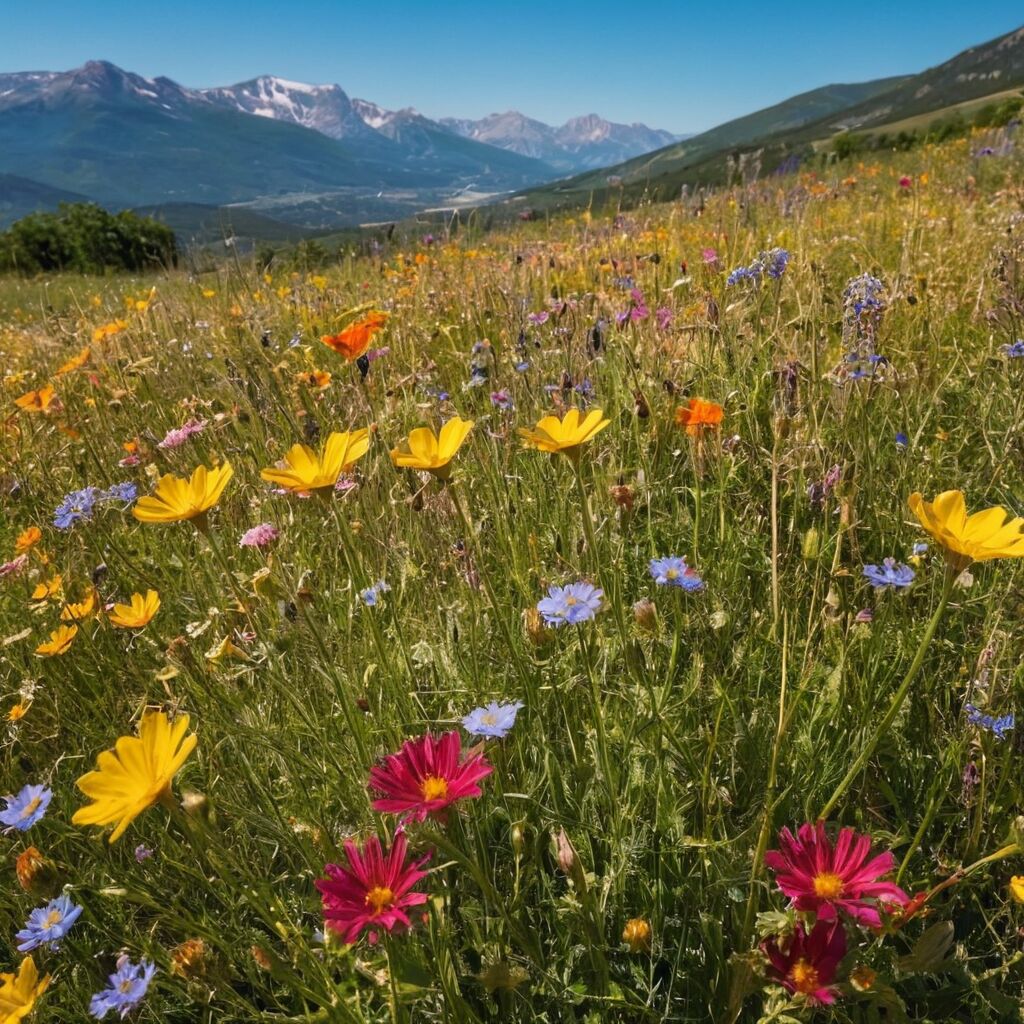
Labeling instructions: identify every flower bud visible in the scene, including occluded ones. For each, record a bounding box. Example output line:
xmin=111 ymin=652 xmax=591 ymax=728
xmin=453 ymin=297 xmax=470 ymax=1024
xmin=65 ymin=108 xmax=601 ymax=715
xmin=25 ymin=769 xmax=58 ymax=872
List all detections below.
xmin=512 ymin=822 xmax=526 ymax=857
xmin=15 ymin=846 xmax=62 ymax=897
xmin=632 ymin=598 xmax=657 ymax=632
xmin=849 ymin=964 xmax=876 ymax=992
xmin=523 ymin=607 xmax=550 ymax=646
xmin=622 ymin=917 xmax=652 ymax=952
xmin=171 ymin=938 xmax=209 ymax=979
xmin=801 ymin=526 xmax=820 ymax=561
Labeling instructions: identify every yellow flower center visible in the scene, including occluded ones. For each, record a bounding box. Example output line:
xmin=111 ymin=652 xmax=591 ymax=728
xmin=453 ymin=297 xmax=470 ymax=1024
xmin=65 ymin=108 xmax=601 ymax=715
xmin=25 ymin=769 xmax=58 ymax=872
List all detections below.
xmin=481 ymin=713 xmax=497 ymax=726
xmin=564 ymin=596 xmax=578 ymax=607
xmin=813 ymin=871 xmax=844 ymax=899
xmin=45 ymin=909 xmax=63 ymax=928
xmin=788 ymin=958 xmax=820 ymax=995
xmin=666 ymin=568 xmax=679 ymax=580
xmin=421 ymin=775 xmax=449 ymax=801
xmin=21 ymin=796 xmax=42 ymax=819
xmin=364 ymin=885 xmax=394 ymax=916
xmin=119 ymin=979 xmax=134 ymax=993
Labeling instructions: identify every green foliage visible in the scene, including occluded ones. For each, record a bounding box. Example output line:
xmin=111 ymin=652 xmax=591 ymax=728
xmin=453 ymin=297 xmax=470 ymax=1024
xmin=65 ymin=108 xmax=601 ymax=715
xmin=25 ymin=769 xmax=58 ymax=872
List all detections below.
xmin=0 ymin=202 xmax=177 ymax=275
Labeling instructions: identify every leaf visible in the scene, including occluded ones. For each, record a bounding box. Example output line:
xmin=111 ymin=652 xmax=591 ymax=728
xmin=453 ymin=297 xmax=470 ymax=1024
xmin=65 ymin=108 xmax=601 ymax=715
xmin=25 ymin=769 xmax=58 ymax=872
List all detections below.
xmin=898 ymin=921 xmax=955 ymax=974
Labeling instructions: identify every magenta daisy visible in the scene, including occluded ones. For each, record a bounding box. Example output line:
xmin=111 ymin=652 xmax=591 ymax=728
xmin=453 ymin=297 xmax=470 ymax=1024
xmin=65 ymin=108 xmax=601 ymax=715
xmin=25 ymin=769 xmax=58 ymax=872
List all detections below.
xmin=762 ymin=920 xmax=846 ymax=1006
xmin=368 ymin=731 xmax=492 ymax=823
xmin=764 ymin=821 xmax=908 ymax=927
xmin=316 ymin=831 xmax=429 ymax=944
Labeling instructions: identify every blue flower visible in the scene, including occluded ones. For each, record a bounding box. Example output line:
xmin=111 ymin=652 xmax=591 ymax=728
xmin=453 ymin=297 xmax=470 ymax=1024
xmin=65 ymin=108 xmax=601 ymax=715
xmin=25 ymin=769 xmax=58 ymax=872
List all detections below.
xmin=103 ymin=482 xmax=138 ymax=505
xmin=0 ymin=783 xmax=52 ymax=833
xmin=462 ymin=700 xmax=524 ymax=739
xmin=90 ymin=956 xmax=157 ymax=1019
xmin=649 ymin=556 xmax=705 ymax=591
xmin=965 ymin=703 xmax=1015 ymax=741
xmin=53 ymin=486 xmax=103 ymax=529
xmin=862 ymin=558 xmax=915 ymax=591
xmin=912 ymin=543 xmax=928 ymax=556
xmin=895 ymin=431 xmax=908 ymax=450
xmin=1002 ymin=339 xmax=1024 ymax=358
xmin=537 ymin=581 xmax=603 ymax=627
xmin=16 ymin=894 xmax=83 ymax=951
xmin=726 ymin=248 xmax=790 ymax=287
xmin=360 ymin=579 xmax=390 ymax=607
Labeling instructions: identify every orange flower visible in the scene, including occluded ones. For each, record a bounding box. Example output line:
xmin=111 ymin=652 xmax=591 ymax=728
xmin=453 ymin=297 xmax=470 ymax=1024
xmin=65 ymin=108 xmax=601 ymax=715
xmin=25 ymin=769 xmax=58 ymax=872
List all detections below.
xmin=92 ymin=319 xmax=128 ymax=343
xmin=15 ymin=527 xmax=42 ymax=553
xmin=55 ymin=347 xmax=91 ymax=375
xmin=321 ymin=310 xmax=389 ymax=361
xmin=675 ymin=398 xmax=724 ymax=436
xmin=14 ymin=386 xmax=57 ymax=414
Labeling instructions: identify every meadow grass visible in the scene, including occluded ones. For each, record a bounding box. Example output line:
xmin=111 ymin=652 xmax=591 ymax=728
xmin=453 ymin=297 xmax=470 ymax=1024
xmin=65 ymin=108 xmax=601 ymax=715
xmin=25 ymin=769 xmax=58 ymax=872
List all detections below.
xmin=1 ymin=132 xmax=1024 ymax=1022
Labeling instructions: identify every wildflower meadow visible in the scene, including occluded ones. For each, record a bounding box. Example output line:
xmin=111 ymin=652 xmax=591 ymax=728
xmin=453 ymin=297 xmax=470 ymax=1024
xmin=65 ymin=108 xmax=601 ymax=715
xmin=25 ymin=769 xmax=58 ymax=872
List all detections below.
xmin=3 ymin=135 xmax=1024 ymax=1022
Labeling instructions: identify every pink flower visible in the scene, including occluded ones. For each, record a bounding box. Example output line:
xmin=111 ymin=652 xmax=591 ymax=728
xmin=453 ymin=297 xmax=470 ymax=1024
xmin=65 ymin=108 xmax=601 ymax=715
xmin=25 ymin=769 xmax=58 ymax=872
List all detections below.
xmin=899 ymin=176 xmax=912 ymax=189
xmin=655 ymin=307 xmax=673 ymax=331
xmin=118 ymin=454 xmax=140 ymax=467
xmin=765 ymin=821 xmax=908 ymax=927
xmin=762 ymin=920 xmax=846 ymax=1006
xmin=369 ymin=731 xmax=492 ymax=823
xmin=157 ymin=418 xmax=208 ymax=450
xmin=239 ymin=523 xmax=280 ymax=548
xmin=316 ymin=831 xmax=429 ymax=945
xmin=701 ymin=247 xmax=718 ymax=264
xmin=0 ymin=554 xmax=29 ymax=578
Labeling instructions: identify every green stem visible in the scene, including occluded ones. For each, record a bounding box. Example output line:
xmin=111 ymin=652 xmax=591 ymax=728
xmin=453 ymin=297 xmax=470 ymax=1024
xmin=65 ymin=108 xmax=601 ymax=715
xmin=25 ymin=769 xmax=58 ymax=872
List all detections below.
xmin=819 ymin=566 xmax=956 ymax=820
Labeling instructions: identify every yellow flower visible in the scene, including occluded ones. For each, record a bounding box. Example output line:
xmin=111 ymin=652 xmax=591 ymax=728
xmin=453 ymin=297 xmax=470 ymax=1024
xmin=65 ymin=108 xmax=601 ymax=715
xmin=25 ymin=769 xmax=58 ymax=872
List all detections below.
xmin=909 ymin=490 xmax=1024 ymax=571
xmin=260 ymin=430 xmax=369 ymax=493
xmin=108 ymin=590 xmax=161 ymax=629
xmin=390 ymin=416 xmax=474 ymax=480
xmin=29 ymin=575 xmax=62 ymax=604
xmin=14 ymin=527 xmax=42 ymax=553
xmin=518 ymin=408 xmax=610 ymax=459
xmin=133 ymin=462 xmax=233 ymax=524
xmin=61 ymin=590 xmax=97 ymax=622
xmin=72 ymin=710 xmax=197 ymax=842
xmin=8 ymin=702 xmax=30 ymax=722
xmin=1009 ymin=876 xmax=1024 ymax=904
xmin=0 ymin=956 xmax=50 ymax=1022
xmin=34 ymin=624 xmax=77 ymax=657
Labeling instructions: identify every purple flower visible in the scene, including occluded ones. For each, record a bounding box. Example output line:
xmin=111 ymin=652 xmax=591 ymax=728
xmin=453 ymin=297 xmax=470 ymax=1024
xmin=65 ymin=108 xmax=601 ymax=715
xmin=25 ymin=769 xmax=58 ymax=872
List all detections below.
xmin=90 ymin=956 xmax=157 ymax=1019
xmin=527 ymin=311 xmax=549 ymax=326
xmin=0 ymin=784 xmax=52 ymax=832
xmin=16 ymin=894 xmax=82 ymax=951
xmin=649 ymin=556 xmax=704 ymax=591
xmin=134 ymin=844 xmax=154 ymax=863
xmin=862 ymin=558 xmax=915 ymax=591
xmin=537 ymin=581 xmax=603 ymax=627
xmin=655 ymin=307 xmax=673 ymax=331
xmin=490 ymin=390 xmax=513 ymax=410
xmin=239 ymin=523 xmax=279 ymax=548
xmin=1002 ymin=340 xmax=1024 ymax=358
xmin=462 ymin=701 xmax=524 ymax=739
xmin=855 ymin=608 xmax=874 ymax=623
xmin=0 ymin=554 xmax=29 ymax=578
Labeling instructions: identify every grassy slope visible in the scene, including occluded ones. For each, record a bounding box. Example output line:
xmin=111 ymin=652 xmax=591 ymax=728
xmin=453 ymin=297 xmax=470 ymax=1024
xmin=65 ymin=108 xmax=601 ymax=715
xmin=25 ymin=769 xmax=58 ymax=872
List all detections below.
xmin=1 ymin=138 xmax=1023 ymax=1022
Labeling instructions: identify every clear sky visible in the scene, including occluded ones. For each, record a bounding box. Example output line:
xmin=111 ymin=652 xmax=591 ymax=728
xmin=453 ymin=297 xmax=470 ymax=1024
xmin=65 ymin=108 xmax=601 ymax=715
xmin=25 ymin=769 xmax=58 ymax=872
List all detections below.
xmin=2 ymin=1 xmax=1022 ymax=134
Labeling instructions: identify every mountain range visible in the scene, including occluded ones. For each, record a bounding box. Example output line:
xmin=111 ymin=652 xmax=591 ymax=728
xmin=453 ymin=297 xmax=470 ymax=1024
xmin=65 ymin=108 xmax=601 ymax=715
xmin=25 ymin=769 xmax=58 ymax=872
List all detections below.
xmin=2 ymin=22 xmax=1022 ymax=241
xmin=0 ymin=63 xmax=680 ymax=229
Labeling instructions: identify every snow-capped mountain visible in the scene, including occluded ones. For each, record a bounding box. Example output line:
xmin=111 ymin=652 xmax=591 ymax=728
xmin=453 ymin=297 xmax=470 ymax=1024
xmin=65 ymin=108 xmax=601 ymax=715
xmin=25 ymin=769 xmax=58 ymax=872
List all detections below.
xmin=440 ymin=111 xmax=683 ymax=172
xmin=202 ymin=75 xmax=378 ymax=141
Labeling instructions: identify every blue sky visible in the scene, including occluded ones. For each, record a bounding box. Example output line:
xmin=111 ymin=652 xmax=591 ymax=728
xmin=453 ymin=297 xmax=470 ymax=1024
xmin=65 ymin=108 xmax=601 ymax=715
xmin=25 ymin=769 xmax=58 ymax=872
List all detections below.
xmin=2 ymin=2 xmax=1022 ymax=133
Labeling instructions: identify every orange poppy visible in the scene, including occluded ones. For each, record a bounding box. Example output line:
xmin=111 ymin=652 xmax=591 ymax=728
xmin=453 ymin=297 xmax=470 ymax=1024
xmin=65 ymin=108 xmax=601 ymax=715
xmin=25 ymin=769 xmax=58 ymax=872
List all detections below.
xmin=321 ymin=310 xmax=389 ymax=361
xmin=675 ymin=398 xmax=724 ymax=436
xmin=14 ymin=386 xmax=57 ymax=414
